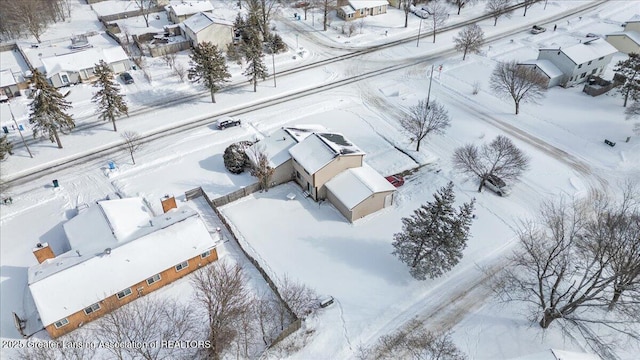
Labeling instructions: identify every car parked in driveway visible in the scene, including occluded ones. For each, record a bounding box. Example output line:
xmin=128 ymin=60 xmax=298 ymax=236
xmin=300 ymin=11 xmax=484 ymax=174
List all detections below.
xmin=385 ymin=175 xmax=405 ymax=188
xmin=216 ymin=116 xmax=241 ymax=130
xmin=483 ymin=175 xmax=510 ymax=196
xmin=120 ymin=72 xmax=134 ymax=84
xmin=531 ymin=25 xmax=546 ymax=34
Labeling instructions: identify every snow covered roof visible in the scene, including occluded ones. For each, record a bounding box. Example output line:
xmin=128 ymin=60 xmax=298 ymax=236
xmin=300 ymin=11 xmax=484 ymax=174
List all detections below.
xmin=0 ymin=70 xmax=17 ymax=87
xmin=606 ymin=30 xmax=640 ymax=45
xmin=559 ymin=38 xmax=618 ymax=64
xmin=41 ymin=47 xmax=128 ymax=76
xmin=167 ymin=1 xmax=213 ymax=16
xmin=182 ymin=12 xmax=233 ymax=34
xmin=627 ymin=14 xmax=640 ymax=23
xmin=340 ymin=6 xmax=355 ymax=15
xmin=28 ymin=202 xmax=218 ymax=326
xmin=508 ymin=349 xmax=601 ymax=360
xmin=289 ymin=132 xmax=364 ymax=174
xmin=325 ymin=165 xmax=395 ymax=210
xmin=519 ymin=59 xmax=564 ymax=79
xmin=250 ymin=128 xmax=298 ymax=168
xmin=347 ymin=0 xmax=389 ymax=10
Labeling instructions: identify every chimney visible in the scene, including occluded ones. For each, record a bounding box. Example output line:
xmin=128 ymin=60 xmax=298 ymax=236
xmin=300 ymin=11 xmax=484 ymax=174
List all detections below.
xmin=33 ymin=243 xmax=55 ymax=264
xmin=161 ymin=195 xmax=177 ymax=213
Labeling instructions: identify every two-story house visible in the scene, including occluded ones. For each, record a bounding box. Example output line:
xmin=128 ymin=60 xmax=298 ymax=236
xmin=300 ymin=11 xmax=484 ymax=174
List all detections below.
xmin=181 ymin=12 xmax=234 ymax=48
xmin=28 ymin=197 xmax=219 ymax=338
xmin=521 ymin=38 xmax=618 ymax=88
xmin=337 ymin=0 xmax=389 ymax=21
xmin=166 ymin=1 xmax=214 ymax=24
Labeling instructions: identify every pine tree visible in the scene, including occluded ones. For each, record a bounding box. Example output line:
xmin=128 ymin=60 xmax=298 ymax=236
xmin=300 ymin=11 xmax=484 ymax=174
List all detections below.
xmin=188 ymin=42 xmax=231 ymax=103
xmin=0 ymin=134 xmax=13 ymax=160
xmin=614 ymin=53 xmax=640 ymax=107
xmin=392 ymin=182 xmax=475 ymax=280
xmin=92 ymin=60 xmax=128 ymax=132
xmin=242 ymin=34 xmax=268 ymax=93
xmin=28 ymin=68 xmax=74 ymax=149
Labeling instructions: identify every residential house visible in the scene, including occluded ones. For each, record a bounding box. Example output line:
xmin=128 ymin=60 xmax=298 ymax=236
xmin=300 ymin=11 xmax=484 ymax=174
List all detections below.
xmin=248 ymin=126 xmax=395 ymax=222
xmin=181 ymin=12 xmax=235 ymax=48
xmin=337 ymin=0 xmax=389 ymax=21
xmin=40 ymin=46 xmax=130 ymax=88
xmin=28 ymin=197 xmax=219 ymax=338
xmin=0 ymin=70 xmax=19 ymax=100
xmin=606 ymin=15 xmax=640 ymax=54
xmin=524 ymin=38 xmax=618 ymax=88
xmin=166 ymin=1 xmax=214 ymax=24
xmin=0 ymin=45 xmax=32 ymax=98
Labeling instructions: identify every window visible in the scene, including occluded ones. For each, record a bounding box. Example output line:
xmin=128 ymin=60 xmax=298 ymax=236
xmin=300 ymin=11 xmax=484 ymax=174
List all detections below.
xmin=588 ymin=60 xmax=592 ymax=65
xmin=296 ymin=171 xmax=301 ymax=179
xmin=591 ymin=68 xmax=598 ymax=75
xmin=580 ymin=72 xmax=587 ymax=78
xmin=84 ymin=303 xmax=101 ymax=315
xmin=146 ymin=273 xmax=161 ymax=285
xmin=599 ymin=56 xmax=604 ymax=60
xmin=61 ymin=74 xmax=69 ymax=84
xmin=578 ymin=64 xmax=582 ymax=68
xmin=175 ymin=261 xmax=189 ymax=271
xmin=54 ymin=318 xmax=69 ymax=329
xmin=116 ymin=288 xmax=132 ymax=300
xmin=201 ymin=250 xmax=211 ymax=258
xmin=360 ymin=9 xmax=364 ymax=15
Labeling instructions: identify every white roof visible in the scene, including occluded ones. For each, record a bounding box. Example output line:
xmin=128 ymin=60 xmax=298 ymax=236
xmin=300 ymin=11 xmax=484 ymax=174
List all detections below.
xmin=607 ymin=30 xmax=640 ymax=45
xmin=340 ymin=6 xmax=355 ymax=14
xmin=182 ymin=12 xmax=233 ymax=33
xmin=168 ymin=1 xmax=214 ymax=16
xmin=519 ymin=59 xmax=564 ymax=79
xmin=348 ymin=0 xmax=389 ymax=10
xmin=0 ymin=70 xmax=17 ymax=87
xmin=627 ymin=14 xmax=640 ymax=23
xmin=250 ymin=128 xmax=298 ymax=168
xmin=560 ymin=38 xmax=618 ymax=64
xmin=29 ymin=203 xmax=218 ymax=326
xmin=289 ymin=132 xmax=364 ymax=174
xmin=41 ymin=47 xmax=128 ymax=76
xmin=325 ymin=165 xmax=395 ymax=210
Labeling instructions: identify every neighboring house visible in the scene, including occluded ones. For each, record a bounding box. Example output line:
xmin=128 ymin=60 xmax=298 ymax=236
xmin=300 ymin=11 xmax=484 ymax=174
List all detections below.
xmin=337 ymin=0 xmax=389 ymax=21
xmin=606 ymin=15 xmax=640 ymax=54
xmin=0 ymin=70 xmax=19 ymax=100
xmin=181 ymin=12 xmax=234 ymax=48
xmin=248 ymin=126 xmax=395 ymax=222
xmin=325 ymin=166 xmax=395 ymax=222
xmin=28 ymin=197 xmax=219 ymax=339
xmin=526 ymin=38 xmax=618 ymax=88
xmin=166 ymin=1 xmax=214 ymax=24
xmin=41 ymin=47 xmax=131 ymax=88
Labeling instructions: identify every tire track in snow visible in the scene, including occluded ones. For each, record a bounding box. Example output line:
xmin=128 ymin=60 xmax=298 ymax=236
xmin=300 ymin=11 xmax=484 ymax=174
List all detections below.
xmin=334 ymin=298 xmax=353 ymax=352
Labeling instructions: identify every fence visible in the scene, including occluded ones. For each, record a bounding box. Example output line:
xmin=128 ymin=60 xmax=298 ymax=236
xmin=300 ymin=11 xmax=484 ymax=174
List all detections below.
xmin=147 ymin=40 xmax=191 ymax=57
xmin=98 ymin=6 xmax=166 ymax=23
xmin=582 ymin=76 xmax=617 ymax=97
xmin=184 ymin=187 xmax=301 ymax=347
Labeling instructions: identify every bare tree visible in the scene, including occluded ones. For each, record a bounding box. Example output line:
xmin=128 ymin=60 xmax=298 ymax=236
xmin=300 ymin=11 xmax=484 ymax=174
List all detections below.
xmin=454 ymin=24 xmax=484 ymax=61
xmin=248 ymin=145 xmax=275 ymax=191
xmin=173 ymin=62 xmax=188 ymax=82
xmin=486 ymin=0 xmax=513 ymax=26
xmin=425 ymin=0 xmax=449 ymax=43
xmin=280 ymin=275 xmax=319 ymax=319
xmin=448 ymin=0 xmax=478 ymax=15
xmin=133 ymin=0 xmax=155 ymax=28
xmin=15 ymin=331 xmax=97 ymax=360
xmin=246 ymin=0 xmax=280 ymax=39
xmin=2 ymin=1 xmax=48 ymax=42
xmin=522 ymin=0 xmax=540 ymax=16
xmin=161 ymin=52 xmax=177 ymax=68
xmin=322 ymin=0 xmax=337 ymax=31
xmin=400 ymin=99 xmax=451 ymax=152
xmin=452 ymin=135 xmax=530 ymax=192
xmin=192 ymin=260 xmax=251 ymax=360
xmin=90 ymin=296 xmax=200 ymax=360
xmin=624 ymin=101 xmax=640 ymax=136
xmin=401 ymin=0 xmax=412 ymax=28
xmin=121 ymin=131 xmax=143 ymax=165
xmin=490 ymin=60 xmax=547 ymax=114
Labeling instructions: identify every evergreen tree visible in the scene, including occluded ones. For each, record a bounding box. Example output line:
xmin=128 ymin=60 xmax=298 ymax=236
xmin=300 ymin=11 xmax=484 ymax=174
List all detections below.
xmin=188 ymin=42 xmax=231 ymax=103
xmin=28 ymin=68 xmax=74 ymax=149
xmin=92 ymin=60 xmax=128 ymax=132
xmin=0 ymin=134 xmax=13 ymax=161
xmin=242 ymin=34 xmax=268 ymax=93
xmin=392 ymin=182 xmax=475 ymax=280
xmin=614 ymin=53 xmax=640 ymax=107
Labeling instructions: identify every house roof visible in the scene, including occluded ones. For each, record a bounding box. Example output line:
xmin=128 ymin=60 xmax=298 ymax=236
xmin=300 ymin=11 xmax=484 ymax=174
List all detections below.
xmin=626 ymin=14 xmax=640 ymax=23
xmin=606 ymin=31 xmax=640 ymax=45
xmin=182 ymin=12 xmax=233 ymax=34
xmin=28 ymin=200 xmax=218 ymax=326
xmin=340 ymin=5 xmax=355 ymax=15
xmin=167 ymin=1 xmax=214 ymax=16
xmin=289 ymin=132 xmax=364 ymax=174
xmin=325 ymin=165 xmax=395 ymax=210
xmin=519 ymin=59 xmax=564 ymax=79
xmin=248 ymin=125 xmax=328 ymax=168
xmin=348 ymin=0 xmax=389 ymax=9
xmin=41 ymin=47 xmax=128 ymax=76
xmin=0 ymin=70 xmax=17 ymax=87
xmin=559 ymin=38 xmax=618 ymax=64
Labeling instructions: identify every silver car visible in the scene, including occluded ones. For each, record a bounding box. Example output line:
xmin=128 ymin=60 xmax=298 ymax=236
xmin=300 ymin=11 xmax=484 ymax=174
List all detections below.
xmin=484 ymin=175 xmax=511 ymax=196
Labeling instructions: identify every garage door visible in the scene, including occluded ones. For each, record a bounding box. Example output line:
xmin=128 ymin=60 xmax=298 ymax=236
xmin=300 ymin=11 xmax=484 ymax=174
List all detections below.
xmin=111 ymin=61 xmax=127 ymax=74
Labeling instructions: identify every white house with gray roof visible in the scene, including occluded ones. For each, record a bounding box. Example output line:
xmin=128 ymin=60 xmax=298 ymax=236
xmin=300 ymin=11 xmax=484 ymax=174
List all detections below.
xmin=180 ymin=12 xmax=234 ymax=48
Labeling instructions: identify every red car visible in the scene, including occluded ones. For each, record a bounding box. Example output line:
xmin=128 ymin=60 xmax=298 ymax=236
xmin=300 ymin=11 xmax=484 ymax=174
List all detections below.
xmin=385 ymin=175 xmax=405 ymax=187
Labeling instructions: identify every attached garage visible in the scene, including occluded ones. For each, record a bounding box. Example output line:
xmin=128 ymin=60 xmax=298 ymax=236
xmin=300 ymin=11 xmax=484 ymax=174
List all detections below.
xmin=605 ymin=31 xmax=640 ymax=54
xmin=325 ymin=166 xmax=395 ymax=222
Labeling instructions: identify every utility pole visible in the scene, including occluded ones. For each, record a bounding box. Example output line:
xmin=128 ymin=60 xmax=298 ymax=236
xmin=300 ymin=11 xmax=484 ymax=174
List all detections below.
xmin=426 ymin=64 xmax=434 ymax=106
xmin=271 ymin=39 xmax=277 ymax=87
xmin=8 ymin=103 xmax=32 ymax=158
xmin=416 ymin=17 xmax=423 ymax=47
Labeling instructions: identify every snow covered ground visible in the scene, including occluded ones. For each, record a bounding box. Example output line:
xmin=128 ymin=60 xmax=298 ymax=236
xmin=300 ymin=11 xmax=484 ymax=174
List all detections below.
xmin=1 ymin=0 xmax=639 ymax=359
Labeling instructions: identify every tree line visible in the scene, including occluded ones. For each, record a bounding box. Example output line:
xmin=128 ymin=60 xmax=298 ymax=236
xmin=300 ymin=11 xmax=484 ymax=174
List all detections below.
xmin=0 ymin=0 xmax=72 ymax=43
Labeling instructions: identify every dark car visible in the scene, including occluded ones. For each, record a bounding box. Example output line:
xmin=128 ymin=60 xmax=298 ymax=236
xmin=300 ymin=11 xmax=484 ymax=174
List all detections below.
xmin=484 ymin=175 xmax=510 ymax=196
xmin=531 ymin=25 xmax=546 ymax=34
xmin=120 ymin=72 xmax=134 ymax=84
xmin=385 ymin=175 xmax=405 ymax=188
xmin=216 ymin=117 xmax=241 ymax=130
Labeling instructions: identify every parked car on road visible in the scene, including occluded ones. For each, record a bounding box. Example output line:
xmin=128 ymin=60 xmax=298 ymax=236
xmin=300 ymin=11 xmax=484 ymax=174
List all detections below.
xmin=531 ymin=25 xmax=546 ymax=34
xmin=216 ymin=117 xmax=241 ymax=130
xmin=414 ymin=9 xmax=429 ymax=19
xmin=120 ymin=72 xmax=134 ymax=84
xmin=484 ymin=175 xmax=510 ymax=196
